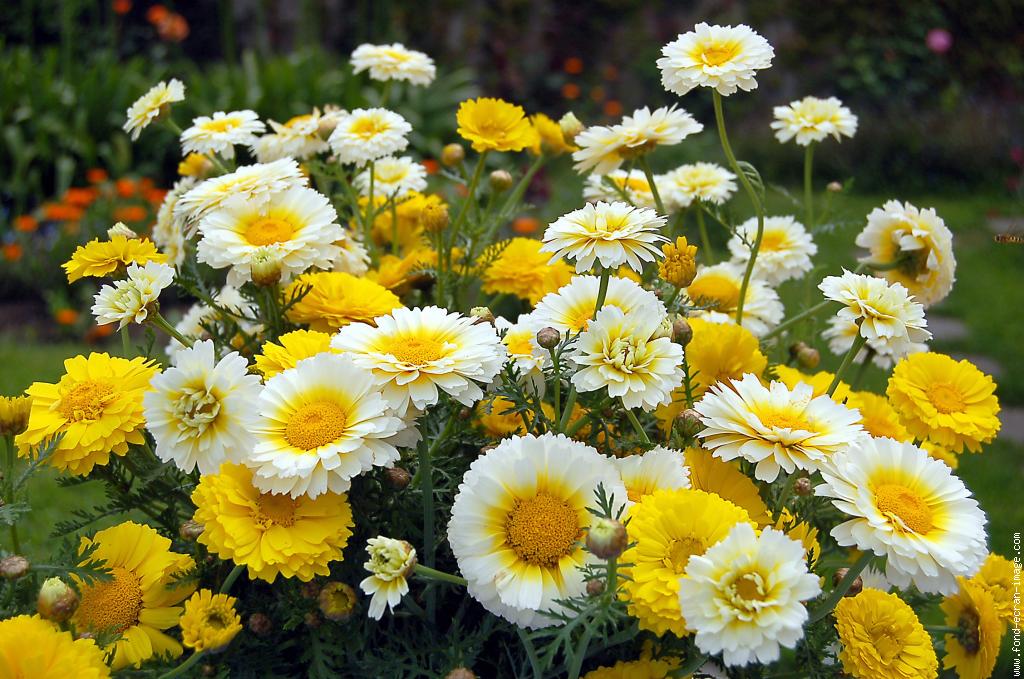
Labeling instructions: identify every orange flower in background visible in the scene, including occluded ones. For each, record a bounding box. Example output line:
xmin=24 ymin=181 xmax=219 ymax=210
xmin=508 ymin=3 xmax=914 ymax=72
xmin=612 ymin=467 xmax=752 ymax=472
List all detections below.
xmin=112 ymin=0 xmax=131 ymax=15
xmin=55 ymin=309 xmax=80 ymax=326
xmin=115 ymin=178 xmax=137 ymax=198
xmin=421 ymin=159 xmax=440 ymax=175
xmin=3 ymin=244 xmax=22 ymax=262
xmin=562 ymin=83 xmax=581 ymax=100
xmin=146 ymin=4 xmax=169 ymax=24
xmin=139 ymin=178 xmax=155 ymax=192
xmin=86 ymin=168 xmax=108 ymax=184
xmin=563 ymin=57 xmax=584 ymax=75
xmin=156 ymin=12 xmax=190 ymax=42
xmin=43 ymin=203 xmax=84 ymax=222
xmin=590 ymin=86 xmax=606 ymax=102
xmin=85 ymin=323 xmax=116 ymax=343
xmin=603 ymin=65 xmax=620 ymax=81
xmin=114 ymin=205 xmax=148 ymax=223
xmin=145 ymin=188 xmax=168 ymax=204
xmin=14 ymin=215 xmax=38 ymax=233
xmin=603 ymin=100 xmax=624 ymax=117
xmin=63 ymin=187 xmax=98 ymax=207
xmin=512 ymin=216 xmax=540 ymax=235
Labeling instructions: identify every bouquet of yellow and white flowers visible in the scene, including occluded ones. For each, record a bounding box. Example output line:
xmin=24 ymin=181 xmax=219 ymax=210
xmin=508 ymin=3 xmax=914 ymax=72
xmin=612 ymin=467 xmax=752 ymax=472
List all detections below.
xmin=0 ymin=26 xmax=1011 ymax=679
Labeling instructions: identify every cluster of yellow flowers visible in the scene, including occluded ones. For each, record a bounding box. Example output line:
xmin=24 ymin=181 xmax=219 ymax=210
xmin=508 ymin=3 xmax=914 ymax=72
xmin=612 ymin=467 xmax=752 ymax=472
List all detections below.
xmin=0 ymin=27 xmax=1010 ymax=679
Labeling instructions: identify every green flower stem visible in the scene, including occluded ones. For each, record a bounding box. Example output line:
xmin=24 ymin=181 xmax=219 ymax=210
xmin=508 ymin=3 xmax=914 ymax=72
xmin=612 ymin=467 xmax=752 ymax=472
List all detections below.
xmin=450 ymin=151 xmax=488 ymax=238
xmin=163 ymin=118 xmax=184 ymax=136
xmin=121 ymin=327 xmax=132 ymax=357
xmin=549 ymin=348 xmax=562 ymax=426
xmin=671 ymin=652 xmax=710 ymax=678
xmin=516 ymin=627 xmax=543 ymax=679
xmin=773 ymin=472 xmax=798 ymax=515
xmin=558 ymin=386 xmax=578 ymax=433
xmin=850 ymin=348 xmax=876 ymax=391
xmin=3 ymin=436 xmax=21 ymax=554
xmin=150 ymin=311 xmax=191 ymax=348
xmin=637 ymin=155 xmax=666 ymax=216
xmin=413 ymin=564 xmax=467 ymax=587
xmin=695 ymin=206 xmax=715 ymax=264
xmin=623 ymin=402 xmax=652 ymax=445
xmin=804 ymin=143 xmax=815 ymax=230
xmin=712 ymin=90 xmax=764 ymax=326
xmin=389 ymin=196 xmax=400 ymax=255
xmin=219 ymin=563 xmax=245 ymax=594
xmin=593 ymin=268 xmax=611 ymax=317
xmin=827 ymin=332 xmax=867 ymax=397
xmin=157 ymin=650 xmax=204 ymax=679
xmin=807 ymin=551 xmax=873 ymax=624
xmin=761 ymin=300 xmax=836 ymax=341
xmin=364 ymin=160 xmax=376 ymax=252
xmin=567 ymin=623 xmax=597 ymax=679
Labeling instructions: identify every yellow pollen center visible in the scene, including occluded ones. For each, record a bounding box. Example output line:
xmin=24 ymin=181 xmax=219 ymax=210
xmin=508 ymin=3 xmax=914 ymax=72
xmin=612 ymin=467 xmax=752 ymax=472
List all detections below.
xmin=505 ymin=492 xmax=581 ymax=566
xmin=874 ymin=483 xmax=934 ymax=534
xmin=758 ymin=407 xmax=811 ymax=431
xmin=285 ymin=113 xmax=314 ymax=128
xmin=245 ymin=217 xmax=295 ymax=246
xmin=58 ymin=380 xmax=115 ymax=421
xmin=202 ymin=118 xmax=240 ymax=133
xmin=664 ymin=536 xmax=706 ymax=574
xmin=698 ymin=40 xmax=741 ymax=67
xmin=758 ymin=230 xmax=787 ymax=252
xmin=285 ymin=401 xmax=348 ymax=451
xmin=350 ymin=117 xmax=387 ymax=139
xmin=388 ymin=337 xmax=445 ymax=365
xmin=504 ymin=333 xmax=534 ymax=357
xmin=688 ymin=274 xmax=741 ymax=312
xmin=205 ymin=608 xmax=231 ymax=630
xmin=731 ymin=572 xmax=767 ymax=602
xmin=75 ymin=566 xmax=144 ymax=634
xmin=869 ymin=623 xmax=903 ymax=662
xmin=927 ymin=383 xmax=965 ymax=414
xmin=255 ymin=492 xmax=298 ymax=527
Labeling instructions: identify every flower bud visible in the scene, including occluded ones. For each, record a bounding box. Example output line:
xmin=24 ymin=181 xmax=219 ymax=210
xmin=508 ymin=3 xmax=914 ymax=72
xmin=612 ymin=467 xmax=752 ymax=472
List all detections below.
xmin=652 ymin=316 xmax=674 ymax=340
xmin=107 ymin=222 xmax=137 ymax=239
xmin=586 ymin=579 xmax=605 ymax=597
xmin=419 ymin=202 xmax=449 ymax=234
xmin=558 ymin=112 xmax=585 ymax=145
xmin=300 ymin=581 xmax=321 ymax=600
xmin=535 ymin=327 xmax=561 ymax=350
xmin=384 ymin=467 xmax=411 ymax=490
xmin=304 ymin=611 xmax=322 ymax=628
xmin=179 ymin=520 xmax=204 ymax=541
xmin=677 ymin=408 xmax=703 ymax=437
xmin=793 ymin=477 xmax=813 ymax=496
xmin=586 ymin=518 xmax=628 ymax=559
xmin=489 ymin=170 xmax=513 ymax=193
xmin=250 ymin=247 xmax=283 ymax=288
xmin=37 ymin=577 xmax=79 ymax=623
xmin=318 ymin=106 xmax=345 ymax=137
xmin=0 ymin=395 xmax=32 ymax=437
xmin=833 ymin=568 xmax=863 ymax=597
xmin=0 ymin=555 xmax=29 ymax=580
xmin=441 ymin=143 xmax=466 ymax=167
xmin=470 ymin=307 xmax=495 ymax=325
xmin=318 ymin=581 xmax=358 ymax=622
xmin=672 ymin=317 xmax=693 ymax=347
xmin=445 ymin=669 xmax=477 ymax=679
xmin=789 ymin=341 xmax=821 ymax=370
xmin=247 ymin=612 xmax=273 ymax=637
xmin=827 ymin=181 xmax=843 ymax=193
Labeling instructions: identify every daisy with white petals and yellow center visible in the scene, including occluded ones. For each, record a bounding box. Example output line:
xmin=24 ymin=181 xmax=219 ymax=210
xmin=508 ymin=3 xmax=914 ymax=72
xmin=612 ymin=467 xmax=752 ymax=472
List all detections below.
xmin=658 ymin=162 xmax=737 ymax=211
xmin=658 ymin=23 xmax=775 ymax=96
xmin=359 ymin=537 xmax=417 ymax=620
xmin=541 ymin=201 xmax=667 ymax=274
xmin=531 ymin=275 xmax=666 ymax=336
xmin=351 ymin=43 xmax=436 ymax=86
xmin=328 ymin=108 xmax=412 ymax=166
xmin=679 ymin=523 xmax=821 ymax=667
xmin=448 ymin=433 xmax=627 ymax=628
xmin=686 ymin=263 xmax=784 ymax=337
xmin=354 ymin=156 xmax=428 ymax=198
xmin=570 ymin=306 xmax=684 ymax=411
xmin=143 ymin=340 xmax=263 ymax=475
xmin=91 ymin=261 xmax=175 ymax=330
xmin=771 ymin=96 xmax=858 ymax=146
xmin=330 ymin=306 xmax=506 ymax=415
xmin=727 ymin=215 xmax=817 ymax=285
xmin=572 ymin=106 xmax=701 ymax=176
xmin=816 ymin=436 xmax=988 ymax=594
xmin=124 ymin=79 xmax=185 ymax=140
xmin=248 ymin=353 xmax=407 ymax=499
xmin=694 ymin=374 xmax=865 ymax=482
xmin=820 ymin=270 xmax=931 ymax=357
xmin=614 ymin=446 xmax=691 ymax=503
xmin=251 ymin=109 xmax=336 ymax=162
xmin=181 ymin=110 xmax=265 ymax=160
xmin=175 ymin=159 xmax=307 ymax=226
xmin=196 ymin=185 xmax=344 ymax=287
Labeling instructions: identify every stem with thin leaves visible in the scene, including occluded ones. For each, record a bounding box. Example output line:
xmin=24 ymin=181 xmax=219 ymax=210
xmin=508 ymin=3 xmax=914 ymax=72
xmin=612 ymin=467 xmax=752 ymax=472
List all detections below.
xmin=695 ymin=206 xmax=714 ymax=264
xmin=593 ymin=268 xmax=611 ymax=317
xmin=637 ymin=155 xmax=666 ymax=215
xmin=219 ymin=563 xmax=245 ymax=594
xmin=157 ymin=650 xmax=204 ymax=679
xmin=516 ymin=627 xmax=543 ymax=679
xmin=827 ymin=332 xmax=867 ymax=397
xmin=762 ymin=300 xmax=836 ymax=340
xmin=3 ymin=436 xmax=21 ymax=554
xmin=807 ymin=551 xmax=873 ymax=623
xmin=150 ymin=311 xmax=191 ymax=347
xmin=413 ymin=564 xmax=467 ymax=587
xmin=623 ymin=403 xmax=652 ymax=445
xmin=804 ymin=143 xmax=815 ymax=230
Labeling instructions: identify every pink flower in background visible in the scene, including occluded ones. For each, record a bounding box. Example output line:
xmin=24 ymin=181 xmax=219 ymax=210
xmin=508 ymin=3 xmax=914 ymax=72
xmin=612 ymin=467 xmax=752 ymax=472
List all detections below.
xmin=926 ymin=28 xmax=953 ymax=54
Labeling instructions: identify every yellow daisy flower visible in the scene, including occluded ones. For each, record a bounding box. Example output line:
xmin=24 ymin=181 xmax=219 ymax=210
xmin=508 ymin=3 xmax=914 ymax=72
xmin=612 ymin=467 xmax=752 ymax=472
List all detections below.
xmin=972 ymin=553 xmax=1016 ymax=625
xmin=16 ymin=353 xmax=157 ymax=475
xmin=941 ymin=578 xmax=1005 ymax=679
xmin=619 ymin=488 xmax=753 ymax=637
xmin=71 ymin=521 xmax=196 ymax=671
xmin=0 ymin=393 xmax=31 ymax=437
xmin=254 ymin=329 xmax=336 ymax=378
xmin=684 ymin=447 xmax=772 ymax=526
xmin=456 ymin=97 xmax=538 ymax=153
xmin=192 ymin=462 xmax=355 ymax=582
xmin=0 ymin=614 xmax=110 ymax=678
xmin=844 ymin=390 xmax=911 ymax=441
xmin=367 ymin=247 xmax=441 ymax=293
xmin=481 ymin=238 xmax=574 ymax=306
xmin=887 ymin=352 xmax=1000 ymax=453
xmin=63 ymin=236 xmax=167 ymax=283
xmin=366 ymin=191 xmax=446 ymax=253
xmin=774 ymin=364 xmax=851 ymax=402
xmin=774 ymin=508 xmax=820 ymax=568
xmin=530 ymin=113 xmax=576 ymax=155
xmin=180 ymin=589 xmax=243 ymax=653
xmin=834 ymin=588 xmax=938 ymax=679
xmin=582 ymin=657 xmax=678 ymax=679
xmin=284 ymin=271 xmax=403 ymax=332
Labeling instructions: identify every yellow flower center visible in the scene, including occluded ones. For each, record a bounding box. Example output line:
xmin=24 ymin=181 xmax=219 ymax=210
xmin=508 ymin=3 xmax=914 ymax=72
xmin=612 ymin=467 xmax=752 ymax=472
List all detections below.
xmin=868 ymin=622 xmax=904 ymax=663
xmin=255 ymin=492 xmax=297 ymax=527
xmin=285 ymin=401 xmax=348 ymax=451
xmin=697 ymin=40 xmax=741 ymax=67
xmin=174 ymin=386 xmax=221 ymax=434
xmin=202 ymin=118 xmax=240 ymax=133
xmin=729 ymin=571 xmax=768 ymax=608
xmin=688 ymin=274 xmax=741 ymax=312
xmin=58 ymin=380 xmax=115 ymax=421
xmin=387 ymin=337 xmax=445 ymax=365
xmin=758 ymin=230 xmax=787 ymax=252
xmin=874 ymin=483 xmax=934 ymax=534
xmin=245 ymin=217 xmax=295 ymax=246
xmin=504 ymin=331 xmax=534 ymax=358
xmin=350 ymin=116 xmax=388 ymax=139
xmin=75 ymin=566 xmax=144 ymax=634
xmin=758 ymin=407 xmax=811 ymax=431
xmin=285 ymin=113 xmax=314 ymax=128
xmin=664 ymin=536 xmax=706 ymax=574
xmin=607 ymin=336 xmax=643 ymax=373
xmin=927 ymin=382 xmax=965 ymax=414
xmin=505 ymin=492 xmax=580 ymax=566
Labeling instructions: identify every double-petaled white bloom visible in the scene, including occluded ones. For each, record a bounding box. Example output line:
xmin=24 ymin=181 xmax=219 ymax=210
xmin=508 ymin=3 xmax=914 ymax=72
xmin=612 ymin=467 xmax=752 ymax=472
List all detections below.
xmin=541 ymin=201 xmax=667 ymax=273
xmin=330 ymin=306 xmax=507 ymax=415
xmin=686 ymin=263 xmax=784 ymax=337
xmin=251 ymin=109 xmax=337 ymax=162
xmin=823 ymin=315 xmax=928 ymax=370
xmin=816 ymin=436 xmax=988 ymax=594
xmin=351 ymin=43 xmax=436 ymax=86
xmin=181 ymin=110 xmax=265 ymax=160
xmin=819 ymin=270 xmax=931 ymax=356
xmin=143 ymin=340 xmax=262 ymax=475
xmin=354 ymin=156 xmax=428 ymax=198
xmin=572 ymin=106 xmax=701 ymax=175
xmin=727 ymin=215 xmax=817 ymax=285
xmin=771 ymin=96 xmax=858 ymax=146
xmin=152 ymin=176 xmax=196 ymax=267
xmin=175 ymin=159 xmax=307 ymax=226
xmin=658 ymin=23 xmax=775 ymax=96
xmin=658 ymin=162 xmax=737 ymax=211
xmin=328 ymin=108 xmax=412 ymax=166
xmin=359 ymin=537 xmax=417 ymax=620
xmin=124 ymin=79 xmax=185 ymax=140
xmin=91 ymin=261 xmax=175 ymax=329
xmin=531 ymin=275 xmax=666 ymax=336
xmin=571 ymin=306 xmax=683 ymax=411
xmin=855 ymin=200 xmax=956 ymax=307
xmin=694 ymin=374 xmax=865 ymax=482
xmin=614 ymin=446 xmax=691 ymax=503
xmin=679 ymin=523 xmax=821 ymax=666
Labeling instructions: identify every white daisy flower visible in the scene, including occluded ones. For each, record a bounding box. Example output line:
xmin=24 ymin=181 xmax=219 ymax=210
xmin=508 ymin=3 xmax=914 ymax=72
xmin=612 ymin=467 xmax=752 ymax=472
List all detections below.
xmin=572 ymin=124 xmax=633 ymax=176
xmin=819 ymin=270 xmax=931 ymax=357
xmin=658 ymin=23 xmax=775 ymax=97
xmin=331 ymin=231 xmax=372 ymax=276
xmin=143 ymin=339 xmax=262 ymax=475
xmin=448 ymin=433 xmax=628 ymax=628
xmin=351 ymin=43 xmax=436 ymax=86
xmin=174 ymin=158 xmax=307 ymax=226
xmin=91 ymin=261 xmax=175 ymax=329
xmin=354 ymin=156 xmax=427 ymax=198
xmin=196 ymin=185 xmax=344 ymax=287
xmin=822 ymin=315 xmax=929 ymax=370
xmin=855 ymin=200 xmax=956 ymax=307
xmin=571 ymin=306 xmax=683 ymax=411
xmin=123 ymin=79 xmax=185 ymax=141
xmin=771 ymin=96 xmax=858 ymax=146
xmin=727 ymin=215 xmax=817 ymax=285
xmin=541 ymin=201 xmax=668 ymax=273
xmin=531 ymin=275 xmax=666 ymax=336
xmin=694 ymin=373 xmax=865 ymax=482
xmin=330 ymin=306 xmax=507 ymax=415
xmin=658 ymin=162 xmax=738 ymax=211
xmin=359 ymin=537 xmax=417 ymax=620
xmin=618 ymin=105 xmax=704 ymax=150
xmin=583 ymin=169 xmax=657 ymax=209
xmin=181 ymin=110 xmax=265 ymax=160
xmin=815 ymin=436 xmax=988 ymax=594
xmin=251 ymin=110 xmax=334 ymax=162
xmin=679 ymin=523 xmax=821 ymax=666
xmin=495 ymin=315 xmax=549 ymax=389
xmin=328 ymin=108 xmax=412 ymax=165
xmin=687 ymin=263 xmax=784 ymax=337
xmin=248 ymin=353 xmax=408 ymax=498
xmin=152 ymin=176 xmax=196 ymax=267
xmin=614 ymin=446 xmax=691 ymax=503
